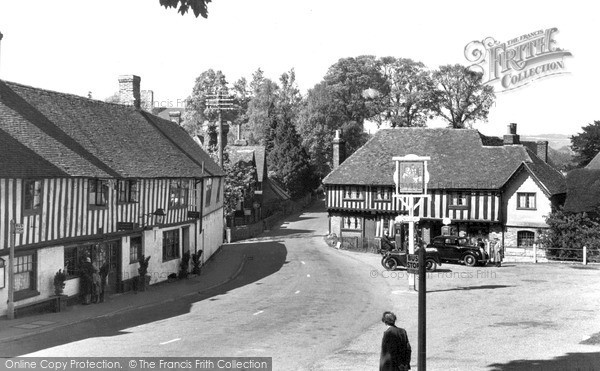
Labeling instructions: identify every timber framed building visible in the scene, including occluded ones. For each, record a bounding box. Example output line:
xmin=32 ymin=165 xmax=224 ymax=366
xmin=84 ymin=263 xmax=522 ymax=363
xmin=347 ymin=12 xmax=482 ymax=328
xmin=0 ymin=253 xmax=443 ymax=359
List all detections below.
xmin=0 ymin=77 xmax=224 ymax=316
xmin=322 ymin=125 xmax=566 ymax=250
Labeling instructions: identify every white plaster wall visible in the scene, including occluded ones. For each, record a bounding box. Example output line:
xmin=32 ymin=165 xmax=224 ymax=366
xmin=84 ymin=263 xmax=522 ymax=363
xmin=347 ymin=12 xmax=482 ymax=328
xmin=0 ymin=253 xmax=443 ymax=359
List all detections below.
xmin=503 ymin=170 xmax=552 ymax=228
xmin=202 ymin=208 xmax=224 ymax=262
xmin=0 ymin=245 xmax=64 ymax=317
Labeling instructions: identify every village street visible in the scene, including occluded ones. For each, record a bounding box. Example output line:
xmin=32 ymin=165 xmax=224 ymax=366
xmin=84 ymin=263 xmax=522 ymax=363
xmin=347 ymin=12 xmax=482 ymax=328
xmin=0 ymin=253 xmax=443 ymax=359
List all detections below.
xmin=2 ymin=199 xmax=600 ymax=370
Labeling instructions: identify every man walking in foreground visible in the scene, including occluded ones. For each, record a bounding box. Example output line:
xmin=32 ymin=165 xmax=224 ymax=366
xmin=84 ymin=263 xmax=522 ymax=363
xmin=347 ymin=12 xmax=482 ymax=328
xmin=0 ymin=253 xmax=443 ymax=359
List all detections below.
xmin=380 ymin=311 xmax=412 ymax=371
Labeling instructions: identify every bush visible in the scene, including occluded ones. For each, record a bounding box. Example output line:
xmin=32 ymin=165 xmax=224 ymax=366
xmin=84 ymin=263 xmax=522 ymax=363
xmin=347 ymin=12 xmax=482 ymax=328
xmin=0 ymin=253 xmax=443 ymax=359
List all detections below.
xmin=538 ymin=207 xmax=600 ymax=260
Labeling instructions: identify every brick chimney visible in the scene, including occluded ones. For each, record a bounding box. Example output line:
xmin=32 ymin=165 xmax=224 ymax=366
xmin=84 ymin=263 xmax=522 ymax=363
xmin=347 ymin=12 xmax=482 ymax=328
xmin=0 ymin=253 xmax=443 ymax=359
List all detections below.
xmin=332 ymin=129 xmax=346 ymax=169
xmin=118 ymin=75 xmax=141 ymax=109
xmin=503 ymin=123 xmax=520 ymax=145
xmin=536 ymin=141 xmax=548 ymax=162
xmin=168 ymin=111 xmax=182 ymax=125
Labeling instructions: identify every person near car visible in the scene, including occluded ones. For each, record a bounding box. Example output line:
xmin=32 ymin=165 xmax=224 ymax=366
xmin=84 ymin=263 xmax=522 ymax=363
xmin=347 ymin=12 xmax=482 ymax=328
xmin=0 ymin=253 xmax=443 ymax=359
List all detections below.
xmin=381 ymin=231 xmax=395 ymax=252
xmin=380 ymin=311 xmax=411 ymax=371
xmin=491 ymin=238 xmax=503 ymax=267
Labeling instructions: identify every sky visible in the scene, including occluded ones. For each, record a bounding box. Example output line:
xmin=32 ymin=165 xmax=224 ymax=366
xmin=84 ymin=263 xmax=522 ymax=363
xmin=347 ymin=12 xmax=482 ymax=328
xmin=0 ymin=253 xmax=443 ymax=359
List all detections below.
xmin=0 ymin=0 xmax=597 ymax=138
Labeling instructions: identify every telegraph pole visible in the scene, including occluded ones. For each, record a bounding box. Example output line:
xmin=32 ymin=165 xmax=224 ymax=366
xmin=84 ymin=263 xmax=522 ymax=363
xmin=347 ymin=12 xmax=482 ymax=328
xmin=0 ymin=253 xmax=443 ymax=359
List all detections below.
xmin=206 ymin=89 xmax=235 ymax=168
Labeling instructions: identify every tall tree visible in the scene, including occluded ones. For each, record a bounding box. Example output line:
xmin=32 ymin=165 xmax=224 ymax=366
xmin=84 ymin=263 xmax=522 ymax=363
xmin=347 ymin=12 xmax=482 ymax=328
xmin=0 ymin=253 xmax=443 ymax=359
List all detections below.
xmin=323 ymin=55 xmax=389 ymax=126
xmin=277 ymin=68 xmax=303 ymax=123
xmin=268 ymin=116 xmax=315 ymax=199
xmin=571 ymin=120 xmax=600 ymax=168
xmin=377 ymin=57 xmax=434 ymax=127
xmin=245 ymin=71 xmax=279 ymax=148
xmin=431 ymin=64 xmax=495 ymax=129
xmin=183 ymin=69 xmax=232 ymax=135
xmin=160 ymin=0 xmax=211 ymax=18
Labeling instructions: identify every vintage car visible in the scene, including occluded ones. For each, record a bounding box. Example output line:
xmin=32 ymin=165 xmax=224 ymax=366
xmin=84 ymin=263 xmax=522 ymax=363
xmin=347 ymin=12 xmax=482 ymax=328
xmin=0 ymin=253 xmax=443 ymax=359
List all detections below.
xmin=427 ymin=235 xmax=489 ymax=267
xmin=380 ymin=246 xmax=442 ymax=272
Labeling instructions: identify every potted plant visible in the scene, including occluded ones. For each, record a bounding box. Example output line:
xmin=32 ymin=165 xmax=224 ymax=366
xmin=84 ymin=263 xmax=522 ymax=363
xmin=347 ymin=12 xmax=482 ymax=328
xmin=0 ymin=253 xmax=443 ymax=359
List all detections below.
xmin=53 ymin=269 xmax=67 ymax=296
xmin=191 ymin=251 xmax=203 ymax=275
xmin=137 ymin=255 xmax=151 ymax=291
xmin=178 ymin=251 xmax=191 ymax=279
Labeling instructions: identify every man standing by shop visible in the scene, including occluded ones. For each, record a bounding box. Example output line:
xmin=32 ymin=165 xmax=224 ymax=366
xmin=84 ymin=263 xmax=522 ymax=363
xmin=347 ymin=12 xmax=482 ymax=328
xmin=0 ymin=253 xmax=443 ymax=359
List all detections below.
xmin=380 ymin=311 xmax=412 ymax=371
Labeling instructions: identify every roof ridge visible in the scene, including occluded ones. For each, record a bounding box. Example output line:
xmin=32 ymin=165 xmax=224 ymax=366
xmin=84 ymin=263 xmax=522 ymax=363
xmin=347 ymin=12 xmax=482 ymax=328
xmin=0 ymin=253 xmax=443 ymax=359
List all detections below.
xmin=1 ymin=79 xmax=135 ymax=110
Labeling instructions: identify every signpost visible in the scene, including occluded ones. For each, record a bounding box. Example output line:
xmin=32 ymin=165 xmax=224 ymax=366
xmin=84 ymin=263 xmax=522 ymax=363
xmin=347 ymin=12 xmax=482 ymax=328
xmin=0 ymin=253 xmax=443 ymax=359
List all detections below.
xmin=7 ymin=220 xmax=23 ymax=320
xmin=392 ymin=154 xmax=430 ymax=371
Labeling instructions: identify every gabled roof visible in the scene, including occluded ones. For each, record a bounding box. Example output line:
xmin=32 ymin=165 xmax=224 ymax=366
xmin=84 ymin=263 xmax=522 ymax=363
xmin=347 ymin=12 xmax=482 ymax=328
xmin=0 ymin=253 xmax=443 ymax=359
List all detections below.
xmin=585 ymin=151 xmax=600 ymax=169
xmin=564 ymin=169 xmax=600 ymax=213
xmin=230 ymin=145 xmax=266 ymax=180
xmin=228 ymin=147 xmax=256 ymax=165
xmin=322 ymin=128 xmax=565 ymax=194
xmin=0 ymin=80 xmax=223 ymax=179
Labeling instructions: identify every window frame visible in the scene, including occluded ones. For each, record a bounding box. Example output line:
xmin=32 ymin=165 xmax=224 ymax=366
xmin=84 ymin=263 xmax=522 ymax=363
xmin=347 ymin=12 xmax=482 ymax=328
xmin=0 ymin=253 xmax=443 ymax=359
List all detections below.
xmin=169 ymin=179 xmax=189 ymax=209
xmin=343 ymin=186 xmax=364 ymax=201
xmin=88 ymin=179 xmax=109 ymax=208
xmin=449 ymin=192 xmax=469 ymax=209
xmin=205 ymin=178 xmax=213 ymax=207
xmin=375 ymin=187 xmax=391 ymax=201
xmin=162 ymin=229 xmax=180 ymax=261
xmin=23 ymin=179 xmax=43 ymax=215
xmin=117 ymin=179 xmax=138 ymax=204
xmin=342 ymin=216 xmax=362 ymax=231
xmin=14 ymin=252 xmax=38 ymax=301
xmin=215 ymin=178 xmax=221 ymax=203
xmin=517 ymin=192 xmax=536 ymax=210
xmin=517 ymin=230 xmax=535 ymax=247
xmin=130 ymin=236 xmax=143 ymax=264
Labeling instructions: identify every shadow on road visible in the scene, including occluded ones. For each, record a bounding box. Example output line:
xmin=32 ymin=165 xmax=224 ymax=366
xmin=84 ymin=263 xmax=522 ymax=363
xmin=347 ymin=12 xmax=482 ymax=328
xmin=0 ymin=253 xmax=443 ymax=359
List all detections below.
xmin=487 ymin=351 xmax=600 ymax=370
xmin=2 ymin=242 xmax=287 ymax=357
xmin=428 ymin=285 xmax=514 ymax=293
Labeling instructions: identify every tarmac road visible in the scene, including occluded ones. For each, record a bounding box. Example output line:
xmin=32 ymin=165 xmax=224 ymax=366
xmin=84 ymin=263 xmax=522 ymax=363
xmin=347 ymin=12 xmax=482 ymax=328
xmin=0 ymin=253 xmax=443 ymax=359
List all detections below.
xmin=6 ymin=200 xmax=392 ymax=370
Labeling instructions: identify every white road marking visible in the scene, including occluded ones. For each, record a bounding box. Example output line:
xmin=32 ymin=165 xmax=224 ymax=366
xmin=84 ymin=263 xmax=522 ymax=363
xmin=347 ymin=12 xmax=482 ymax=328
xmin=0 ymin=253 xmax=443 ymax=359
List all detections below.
xmin=295 ymin=290 xmax=300 ymax=294
xmin=301 ymin=261 xmax=306 ymax=265
xmin=307 ymin=274 xmax=311 ymax=277
xmin=160 ymin=338 xmax=181 ymax=345
xmin=253 ymin=310 xmax=264 ymax=316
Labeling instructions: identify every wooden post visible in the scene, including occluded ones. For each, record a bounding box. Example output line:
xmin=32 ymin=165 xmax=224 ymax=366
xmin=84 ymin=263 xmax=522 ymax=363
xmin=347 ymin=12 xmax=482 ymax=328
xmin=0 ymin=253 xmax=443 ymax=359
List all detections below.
xmin=7 ymin=220 xmax=15 ymax=319
xmin=533 ymin=243 xmax=537 ymax=264
xmin=418 ymin=244 xmax=426 ymax=370
xmin=583 ymin=245 xmax=587 ymax=265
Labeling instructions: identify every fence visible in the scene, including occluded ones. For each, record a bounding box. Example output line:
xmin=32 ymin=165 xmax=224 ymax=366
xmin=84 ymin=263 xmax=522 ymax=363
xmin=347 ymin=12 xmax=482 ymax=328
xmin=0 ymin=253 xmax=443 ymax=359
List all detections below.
xmin=503 ymin=245 xmax=600 ymax=264
xmin=324 ymin=234 xmax=382 ymax=254
xmin=227 ymin=193 xmax=315 ymax=243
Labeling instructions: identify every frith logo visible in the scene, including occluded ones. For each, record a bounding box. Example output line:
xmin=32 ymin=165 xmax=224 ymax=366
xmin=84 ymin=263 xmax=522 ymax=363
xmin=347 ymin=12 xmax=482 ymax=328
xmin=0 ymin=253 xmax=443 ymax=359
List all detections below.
xmin=465 ymin=28 xmax=572 ymax=92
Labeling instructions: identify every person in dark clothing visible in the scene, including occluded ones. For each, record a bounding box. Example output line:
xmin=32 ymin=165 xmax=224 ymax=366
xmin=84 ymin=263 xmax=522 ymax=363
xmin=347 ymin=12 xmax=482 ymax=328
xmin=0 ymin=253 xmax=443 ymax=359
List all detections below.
xmin=381 ymin=231 xmax=395 ymax=252
xmin=79 ymin=257 xmax=95 ymax=305
xmin=380 ymin=311 xmax=411 ymax=371
xmin=98 ymin=263 xmax=109 ymax=303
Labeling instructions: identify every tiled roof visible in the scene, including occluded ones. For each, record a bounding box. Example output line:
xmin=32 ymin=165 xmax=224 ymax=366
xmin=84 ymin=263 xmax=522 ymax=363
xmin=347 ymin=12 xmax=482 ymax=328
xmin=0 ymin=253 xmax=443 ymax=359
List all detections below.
xmin=564 ymin=169 xmax=600 ymax=212
xmin=0 ymin=80 xmax=223 ymax=179
xmin=586 ymin=151 xmax=600 ymax=169
xmin=323 ymin=128 xmax=565 ymax=194
xmin=230 ymin=145 xmax=266 ymax=180
xmin=228 ymin=147 xmax=255 ymax=165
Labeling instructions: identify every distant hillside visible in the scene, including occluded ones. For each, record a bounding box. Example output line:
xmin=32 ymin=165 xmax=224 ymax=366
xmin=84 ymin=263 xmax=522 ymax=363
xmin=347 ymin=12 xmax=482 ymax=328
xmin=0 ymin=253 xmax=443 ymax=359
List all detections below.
xmin=521 ymin=134 xmax=572 ymax=153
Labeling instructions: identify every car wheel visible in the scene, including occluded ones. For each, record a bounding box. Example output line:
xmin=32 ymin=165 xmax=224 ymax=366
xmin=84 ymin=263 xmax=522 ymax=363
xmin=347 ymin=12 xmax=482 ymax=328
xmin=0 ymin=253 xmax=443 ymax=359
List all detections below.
xmin=463 ymin=254 xmax=477 ymax=267
xmin=425 ymin=258 xmax=438 ymax=272
xmin=383 ymin=257 xmax=398 ymax=271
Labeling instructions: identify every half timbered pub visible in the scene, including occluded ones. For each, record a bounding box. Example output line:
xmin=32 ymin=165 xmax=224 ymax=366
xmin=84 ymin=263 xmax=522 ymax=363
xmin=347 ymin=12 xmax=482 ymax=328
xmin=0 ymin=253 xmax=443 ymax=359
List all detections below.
xmin=0 ymin=76 xmax=224 ymax=317
xmin=323 ymin=125 xmax=565 ymax=251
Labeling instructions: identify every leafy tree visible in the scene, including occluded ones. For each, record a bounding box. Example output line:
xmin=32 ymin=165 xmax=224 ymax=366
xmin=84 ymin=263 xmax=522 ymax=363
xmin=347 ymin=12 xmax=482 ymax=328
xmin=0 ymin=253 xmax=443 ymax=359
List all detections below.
xmin=183 ymin=69 xmax=232 ymax=135
xmin=323 ymin=55 xmax=388 ymax=126
xmin=538 ymin=207 xmax=600 ymax=261
xmin=277 ymin=68 xmax=303 ymax=124
xmin=268 ymin=116 xmax=315 ymax=199
xmin=245 ymin=72 xmax=279 ymax=148
xmin=571 ymin=120 xmax=600 ymax=168
xmin=205 ymin=145 xmax=256 ymax=218
xmin=160 ymin=0 xmax=211 ymax=18
xmin=377 ymin=57 xmax=434 ymax=127
xmin=431 ymin=64 xmax=495 ymax=129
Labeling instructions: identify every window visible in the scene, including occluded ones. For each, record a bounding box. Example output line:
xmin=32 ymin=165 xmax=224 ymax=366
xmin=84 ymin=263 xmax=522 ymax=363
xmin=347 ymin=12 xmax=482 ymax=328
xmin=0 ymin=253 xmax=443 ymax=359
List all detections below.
xmin=450 ymin=192 xmax=468 ymax=207
xmin=376 ymin=187 xmax=391 ymax=201
xmin=130 ymin=236 xmax=142 ymax=264
xmin=118 ymin=180 xmax=138 ymax=203
xmin=517 ymin=231 xmax=535 ymax=247
xmin=169 ymin=179 xmax=189 ymax=208
xmin=163 ymin=229 xmax=180 ymax=261
xmin=342 ymin=216 xmax=362 ymax=230
xmin=64 ymin=246 xmax=91 ymax=278
xmin=343 ymin=187 xmax=363 ymax=200
xmin=517 ymin=193 xmax=536 ymax=210
xmin=88 ymin=179 xmax=109 ymax=206
xmin=14 ymin=253 xmax=36 ymax=299
xmin=205 ymin=178 xmax=213 ymax=207
xmin=215 ymin=178 xmax=221 ymax=203
xmin=23 ymin=180 xmax=42 ymax=214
